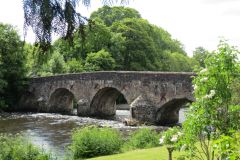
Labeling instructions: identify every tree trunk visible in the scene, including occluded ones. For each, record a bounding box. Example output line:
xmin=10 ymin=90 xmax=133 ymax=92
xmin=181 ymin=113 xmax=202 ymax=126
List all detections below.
xmin=167 ymin=147 xmax=174 ymax=160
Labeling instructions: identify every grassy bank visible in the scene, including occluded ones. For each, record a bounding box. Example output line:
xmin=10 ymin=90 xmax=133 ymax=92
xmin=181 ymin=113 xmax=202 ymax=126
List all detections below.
xmin=88 ymin=147 xmax=184 ymax=160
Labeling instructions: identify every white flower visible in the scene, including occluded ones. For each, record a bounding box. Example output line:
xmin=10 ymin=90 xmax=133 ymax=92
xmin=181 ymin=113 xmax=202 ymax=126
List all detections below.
xmin=200 ymin=77 xmax=208 ymax=82
xmin=209 ymin=90 xmax=215 ymax=97
xmin=204 ymin=90 xmax=216 ymax=99
xmin=213 ymin=144 xmax=218 ymax=148
xmin=203 ymin=94 xmax=211 ymax=99
xmin=208 ymin=94 xmax=214 ymax=99
xmin=159 ymin=136 xmax=165 ymax=144
xmin=170 ymin=135 xmax=178 ymax=142
xmin=159 ymin=138 xmax=164 ymax=144
xmin=180 ymin=144 xmax=187 ymax=151
xmin=200 ymin=68 xmax=208 ymax=74
xmin=193 ymin=85 xmax=198 ymax=90
xmin=177 ymin=132 xmax=183 ymax=136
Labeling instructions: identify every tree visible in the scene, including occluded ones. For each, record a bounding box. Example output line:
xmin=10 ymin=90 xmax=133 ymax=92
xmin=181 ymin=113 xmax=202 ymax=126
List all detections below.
xmin=23 ymin=43 xmax=47 ymax=77
xmin=0 ymin=23 xmax=27 ymax=109
xmin=84 ymin=19 xmax=112 ymax=55
xmin=111 ymin=18 xmax=188 ymax=71
xmin=90 ymin=6 xmax=141 ymax=27
xmin=0 ymin=71 xmax=7 ymax=109
xmin=151 ymin=25 xmax=186 ymax=55
xmin=193 ymin=46 xmax=209 ymax=68
xmin=23 ymin=43 xmax=35 ymax=76
xmin=23 ymin=0 xmax=129 ymax=52
xmin=47 ymin=6 xmax=193 ymax=72
xmin=53 ymin=38 xmax=79 ymax=61
xmin=110 ymin=18 xmax=158 ymax=70
xmin=66 ymin=58 xmax=84 ymax=73
xmin=84 ymin=49 xmax=116 ymax=71
xmin=167 ymin=52 xmax=198 ymax=72
xmin=182 ymin=40 xmax=240 ymax=160
xmin=108 ymin=32 xmax=126 ymax=69
xmin=52 ymin=18 xmax=114 ymax=60
xmin=38 ymin=51 xmax=68 ymax=76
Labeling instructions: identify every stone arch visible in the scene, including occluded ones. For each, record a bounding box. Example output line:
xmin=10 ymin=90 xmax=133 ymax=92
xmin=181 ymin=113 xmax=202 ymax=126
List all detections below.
xmin=18 ymin=91 xmax=37 ymax=111
xmin=156 ymin=98 xmax=192 ymax=125
xmin=48 ymin=88 xmax=75 ymax=114
xmin=90 ymin=87 xmax=128 ymax=118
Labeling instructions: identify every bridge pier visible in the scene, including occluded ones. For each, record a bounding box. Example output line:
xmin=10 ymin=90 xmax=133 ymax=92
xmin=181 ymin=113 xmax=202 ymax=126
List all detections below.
xmin=130 ymin=96 xmax=157 ymax=124
xmin=77 ymin=98 xmax=90 ymax=117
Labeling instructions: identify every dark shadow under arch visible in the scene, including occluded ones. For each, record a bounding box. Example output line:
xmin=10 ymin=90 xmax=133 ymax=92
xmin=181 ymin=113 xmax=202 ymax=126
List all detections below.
xmin=18 ymin=91 xmax=37 ymax=111
xmin=156 ymin=98 xmax=192 ymax=126
xmin=48 ymin=88 xmax=75 ymax=114
xmin=90 ymin=87 xmax=128 ymax=119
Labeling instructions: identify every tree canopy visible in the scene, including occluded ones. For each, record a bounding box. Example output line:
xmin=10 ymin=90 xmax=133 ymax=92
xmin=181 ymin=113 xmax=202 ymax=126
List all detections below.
xmin=0 ymin=23 xmax=26 ymax=109
xmin=23 ymin=0 xmax=128 ymax=51
xmin=46 ymin=6 xmax=196 ymax=73
xmin=24 ymin=6 xmax=197 ymax=76
xmin=90 ymin=5 xmax=141 ymax=26
xmin=193 ymin=46 xmax=209 ymax=68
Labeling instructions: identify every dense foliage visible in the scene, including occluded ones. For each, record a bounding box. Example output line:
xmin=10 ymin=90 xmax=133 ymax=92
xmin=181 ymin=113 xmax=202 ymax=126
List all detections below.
xmin=213 ymin=132 xmax=240 ymax=159
xmin=85 ymin=49 xmax=116 ymax=71
xmin=41 ymin=6 xmax=195 ymax=75
xmin=23 ymin=0 xmax=129 ymax=51
xmin=0 ymin=134 xmax=53 ymax=160
xmin=192 ymin=46 xmax=209 ymax=68
xmin=182 ymin=40 xmax=240 ymax=160
xmin=69 ymin=126 xmax=123 ymax=159
xmin=0 ymin=23 xmax=27 ymax=110
xmin=27 ymin=6 xmax=197 ymax=76
xmin=123 ymin=128 xmax=159 ymax=151
xmin=90 ymin=6 xmax=141 ymax=27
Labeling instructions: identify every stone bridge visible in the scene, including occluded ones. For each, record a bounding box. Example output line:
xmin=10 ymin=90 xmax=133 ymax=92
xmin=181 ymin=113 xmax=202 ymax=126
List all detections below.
xmin=18 ymin=71 xmax=195 ymax=125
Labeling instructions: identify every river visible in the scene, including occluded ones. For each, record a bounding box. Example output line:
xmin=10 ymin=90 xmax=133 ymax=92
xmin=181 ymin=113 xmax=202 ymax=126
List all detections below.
xmin=0 ymin=109 xmax=187 ymax=159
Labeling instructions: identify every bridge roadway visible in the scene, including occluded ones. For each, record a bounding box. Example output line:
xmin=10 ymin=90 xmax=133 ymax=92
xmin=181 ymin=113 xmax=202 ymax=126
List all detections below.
xmin=18 ymin=71 xmax=195 ymax=125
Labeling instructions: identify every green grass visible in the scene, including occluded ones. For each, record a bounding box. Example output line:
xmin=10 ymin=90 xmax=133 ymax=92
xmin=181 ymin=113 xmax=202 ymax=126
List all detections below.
xmin=87 ymin=146 xmax=184 ymax=160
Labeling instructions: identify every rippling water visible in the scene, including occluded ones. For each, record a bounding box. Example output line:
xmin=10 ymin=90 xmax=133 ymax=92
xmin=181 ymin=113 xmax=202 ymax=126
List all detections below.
xmin=0 ymin=110 xmax=134 ymax=159
xmin=0 ymin=109 xmax=186 ymax=159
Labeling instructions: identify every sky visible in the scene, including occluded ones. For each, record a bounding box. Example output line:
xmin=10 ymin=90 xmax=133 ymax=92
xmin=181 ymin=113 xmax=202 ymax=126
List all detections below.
xmin=0 ymin=0 xmax=240 ymax=56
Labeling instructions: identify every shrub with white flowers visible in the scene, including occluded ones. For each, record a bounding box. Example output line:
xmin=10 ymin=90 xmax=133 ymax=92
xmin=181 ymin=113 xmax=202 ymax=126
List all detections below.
xmin=183 ymin=40 xmax=240 ymax=160
xmin=159 ymin=127 xmax=184 ymax=160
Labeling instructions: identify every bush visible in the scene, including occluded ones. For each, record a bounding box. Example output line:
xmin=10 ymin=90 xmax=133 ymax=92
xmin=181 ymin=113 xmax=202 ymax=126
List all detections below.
xmin=159 ymin=127 xmax=184 ymax=160
xmin=0 ymin=134 xmax=53 ymax=160
xmin=69 ymin=126 xmax=123 ymax=159
xmin=123 ymin=128 xmax=159 ymax=151
xmin=66 ymin=58 xmax=84 ymax=73
xmin=213 ymin=131 xmax=240 ymax=160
